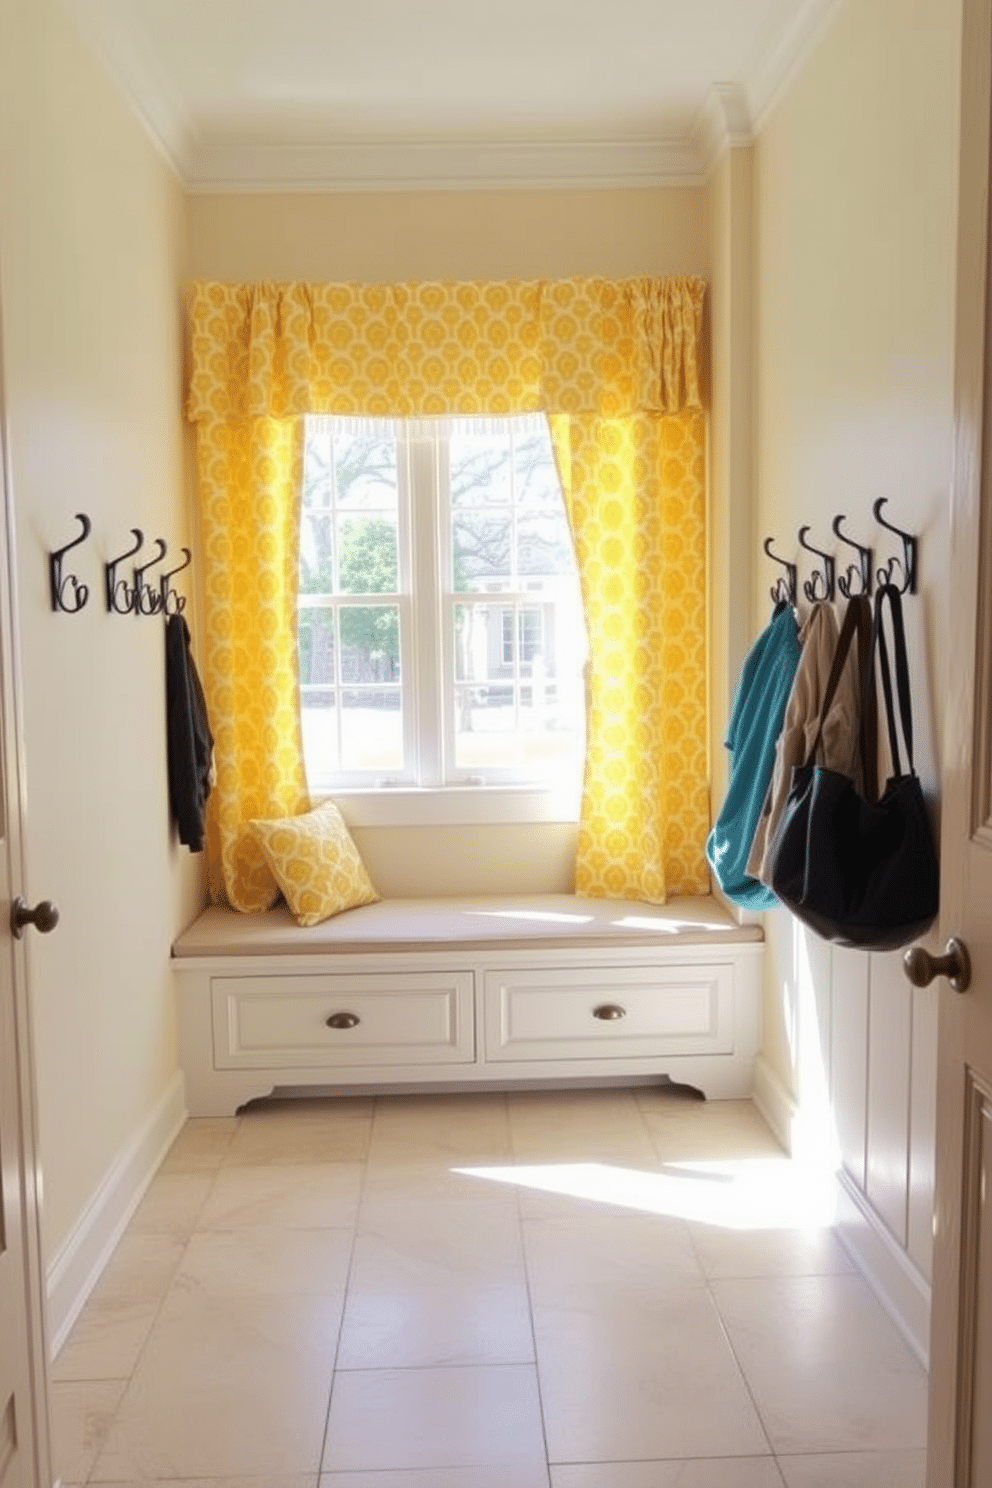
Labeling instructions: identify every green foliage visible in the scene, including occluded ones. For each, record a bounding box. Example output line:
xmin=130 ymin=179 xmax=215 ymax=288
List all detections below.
xmin=299 ymin=431 xmax=396 ymax=597
xmin=338 ymin=516 xmax=399 ymax=673
xmin=339 ymin=514 xmax=397 ymax=595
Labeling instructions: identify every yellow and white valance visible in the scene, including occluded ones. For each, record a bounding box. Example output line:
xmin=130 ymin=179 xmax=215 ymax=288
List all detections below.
xmin=188 ymin=277 xmax=704 ymax=423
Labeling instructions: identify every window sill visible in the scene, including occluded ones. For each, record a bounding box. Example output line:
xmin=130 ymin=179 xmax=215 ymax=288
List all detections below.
xmin=314 ymin=785 xmax=581 ymax=829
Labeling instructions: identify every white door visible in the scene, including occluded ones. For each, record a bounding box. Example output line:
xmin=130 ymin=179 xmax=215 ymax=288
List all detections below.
xmin=925 ymin=0 xmax=992 ymax=1481
xmin=0 ymin=305 xmax=53 ymax=1484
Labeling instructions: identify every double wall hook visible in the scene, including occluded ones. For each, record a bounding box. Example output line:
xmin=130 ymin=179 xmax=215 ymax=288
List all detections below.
xmin=105 ymin=529 xmax=144 ymax=614
xmin=134 ymin=538 xmax=168 ymax=615
xmin=159 ymin=548 xmax=192 ymax=616
xmin=872 ymin=498 xmax=918 ymax=593
xmin=832 ymin=514 xmax=873 ymax=598
xmin=798 ymin=526 xmax=836 ymax=603
xmin=50 ymin=513 xmax=91 ymax=613
xmin=763 ymin=536 xmax=797 ymax=609
xmin=105 ymin=530 xmax=191 ymax=616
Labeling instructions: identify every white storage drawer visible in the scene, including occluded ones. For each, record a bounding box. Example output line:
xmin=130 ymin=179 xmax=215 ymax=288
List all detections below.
xmin=483 ymin=962 xmax=734 ymax=1062
xmin=211 ymin=970 xmax=475 ymax=1071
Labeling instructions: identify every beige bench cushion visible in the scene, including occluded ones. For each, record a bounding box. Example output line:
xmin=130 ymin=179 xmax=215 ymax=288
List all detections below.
xmin=172 ymin=893 xmax=761 ymax=958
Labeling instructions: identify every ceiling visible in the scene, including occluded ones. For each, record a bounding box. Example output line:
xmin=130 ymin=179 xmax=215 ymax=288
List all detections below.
xmin=63 ymin=0 xmax=843 ymax=190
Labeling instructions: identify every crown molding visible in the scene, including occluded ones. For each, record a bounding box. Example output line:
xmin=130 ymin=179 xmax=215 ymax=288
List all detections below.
xmin=743 ymin=0 xmax=849 ymax=133
xmin=696 ymin=0 xmax=847 ymax=177
xmin=183 ymin=136 xmax=705 ymax=194
xmin=695 ymin=85 xmax=755 ymax=179
xmin=64 ymin=0 xmax=849 ymax=193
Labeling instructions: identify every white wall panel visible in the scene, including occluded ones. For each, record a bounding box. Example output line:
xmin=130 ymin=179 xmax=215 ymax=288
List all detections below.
xmin=796 ymin=926 xmax=834 ymax=1157
xmin=831 ymin=946 xmax=870 ymax=1190
xmin=866 ymin=951 xmax=913 ymax=1246
xmin=908 ymin=981 xmax=938 ymax=1281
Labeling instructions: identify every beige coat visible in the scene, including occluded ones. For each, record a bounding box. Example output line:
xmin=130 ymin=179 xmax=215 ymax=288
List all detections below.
xmin=746 ymin=600 xmax=866 ymax=888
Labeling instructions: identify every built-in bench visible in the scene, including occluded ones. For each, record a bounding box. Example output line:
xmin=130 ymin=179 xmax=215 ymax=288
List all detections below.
xmin=171 ymin=893 xmax=764 ymax=1116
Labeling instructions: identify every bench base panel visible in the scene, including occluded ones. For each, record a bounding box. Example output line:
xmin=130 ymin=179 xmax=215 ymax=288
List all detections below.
xmin=174 ymin=935 xmax=763 ymax=1117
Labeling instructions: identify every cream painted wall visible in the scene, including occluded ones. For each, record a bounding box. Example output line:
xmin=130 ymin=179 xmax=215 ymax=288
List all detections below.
xmin=0 ymin=0 xmax=199 ymax=1260
xmin=187 ymin=187 xmax=710 ymax=285
xmin=750 ymin=0 xmax=961 ymax=1298
xmin=354 ymin=821 xmax=579 ymax=899
xmin=189 ymin=184 xmax=710 ymax=897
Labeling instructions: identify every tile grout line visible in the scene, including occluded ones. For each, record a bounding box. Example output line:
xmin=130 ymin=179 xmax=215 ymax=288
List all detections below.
xmin=641 ymin=1088 xmax=786 ymax=1481
xmin=315 ymin=1096 xmax=378 ymax=1480
xmin=685 ymin=1213 xmax=800 ymax=1484
xmin=507 ymin=1092 xmax=555 ymax=1488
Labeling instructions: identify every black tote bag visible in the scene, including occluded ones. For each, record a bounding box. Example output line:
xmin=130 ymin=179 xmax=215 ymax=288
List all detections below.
xmin=769 ymin=583 xmax=939 ymax=951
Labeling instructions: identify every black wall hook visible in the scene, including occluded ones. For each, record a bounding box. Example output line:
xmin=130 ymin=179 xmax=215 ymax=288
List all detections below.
xmin=134 ymin=538 xmax=168 ymax=615
xmin=159 ymin=548 xmax=191 ymax=616
xmin=832 ymin=514 xmax=873 ymax=597
xmin=763 ymin=536 xmax=797 ymax=609
xmin=106 ymin=529 xmax=143 ymax=614
xmin=872 ymin=498 xmax=918 ymax=594
xmin=50 ymin=513 xmax=91 ymax=613
xmin=797 ymin=525 xmax=836 ymax=603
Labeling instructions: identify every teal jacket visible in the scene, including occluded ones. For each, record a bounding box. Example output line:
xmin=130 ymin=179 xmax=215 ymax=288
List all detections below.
xmin=706 ymin=605 xmax=801 ymax=910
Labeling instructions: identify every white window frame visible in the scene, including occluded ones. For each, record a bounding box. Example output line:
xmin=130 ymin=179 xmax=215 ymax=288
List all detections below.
xmin=300 ymin=415 xmax=585 ymax=827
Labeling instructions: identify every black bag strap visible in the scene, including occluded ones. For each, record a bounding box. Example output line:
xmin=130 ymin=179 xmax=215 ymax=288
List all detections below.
xmin=805 ymin=594 xmax=877 ymax=797
xmin=869 ymin=583 xmax=916 ymax=778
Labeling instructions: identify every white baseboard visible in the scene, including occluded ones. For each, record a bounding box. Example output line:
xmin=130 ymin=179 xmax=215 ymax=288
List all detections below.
xmin=751 ymin=1052 xmax=797 ymax=1152
xmin=45 ymin=1071 xmax=187 ymax=1358
xmin=834 ymin=1169 xmax=931 ymax=1370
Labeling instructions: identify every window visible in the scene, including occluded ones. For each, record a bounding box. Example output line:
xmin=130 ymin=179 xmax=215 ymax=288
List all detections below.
xmin=298 ymin=415 xmax=586 ymax=809
xmin=501 ymin=608 xmax=544 ymax=668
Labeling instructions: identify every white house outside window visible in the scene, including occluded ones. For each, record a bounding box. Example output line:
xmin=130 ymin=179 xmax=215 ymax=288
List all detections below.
xmin=297 ymin=415 xmax=586 ymax=812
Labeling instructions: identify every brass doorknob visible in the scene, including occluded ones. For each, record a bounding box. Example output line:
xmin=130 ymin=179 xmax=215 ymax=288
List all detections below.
xmin=11 ymin=896 xmax=59 ymax=940
xmin=903 ymin=937 xmax=971 ymax=993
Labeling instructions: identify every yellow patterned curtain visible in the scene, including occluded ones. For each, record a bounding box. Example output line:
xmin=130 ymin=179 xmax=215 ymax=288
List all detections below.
xmin=188 ymin=276 xmax=709 ymax=908
xmin=194 ymin=414 xmax=309 ymax=909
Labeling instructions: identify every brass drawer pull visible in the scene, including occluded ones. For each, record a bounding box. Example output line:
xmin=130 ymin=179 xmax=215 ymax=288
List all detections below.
xmin=326 ymin=1011 xmax=360 ymax=1030
xmin=593 ymin=1003 xmax=626 ymax=1021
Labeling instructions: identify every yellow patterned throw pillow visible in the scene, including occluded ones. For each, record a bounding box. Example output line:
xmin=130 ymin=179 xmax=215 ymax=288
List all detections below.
xmin=249 ymin=801 xmax=379 ymax=926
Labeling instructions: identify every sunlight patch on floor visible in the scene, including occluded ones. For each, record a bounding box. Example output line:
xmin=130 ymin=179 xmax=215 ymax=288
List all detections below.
xmin=453 ymin=1157 xmax=839 ymax=1230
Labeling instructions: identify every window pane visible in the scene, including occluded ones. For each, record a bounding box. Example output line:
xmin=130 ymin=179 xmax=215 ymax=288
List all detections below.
xmin=299 ymin=511 xmax=335 ymax=596
xmin=299 ymin=609 xmax=336 ymax=685
xmin=452 ymin=514 xmax=512 ymax=591
xmin=453 ymin=678 xmax=584 ymax=776
xmin=514 ymin=430 xmax=562 ymax=508
xmin=519 ymin=608 xmax=543 ymax=663
xmin=301 ymin=689 xmax=339 ymax=777
xmin=333 ymin=432 xmax=397 ymax=509
xmin=452 ymin=592 xmax=586 ymax=781
xmin=339 ymin=605 xmax=401 ymax=683
xmin=517 ymin=514 xmax=575 ymax=578
xmin=303 ymin=424 xmax=333 ymax=507
xmin=338 ymin=514 xmax=398 ymax=594
xmin=341 ymin=688 xmax=402 ymax=772
xmin=454 ymin=603 xmax=498 ymax=683
xmin=450 ymin=431 xmax=512 ymax=507
xmin=501 ymin=610 xmax=514 ymax=665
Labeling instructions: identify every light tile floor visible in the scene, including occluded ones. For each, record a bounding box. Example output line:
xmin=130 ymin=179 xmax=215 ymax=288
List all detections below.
xmin=50 ymin=1087 xmax=929 ymax=1488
